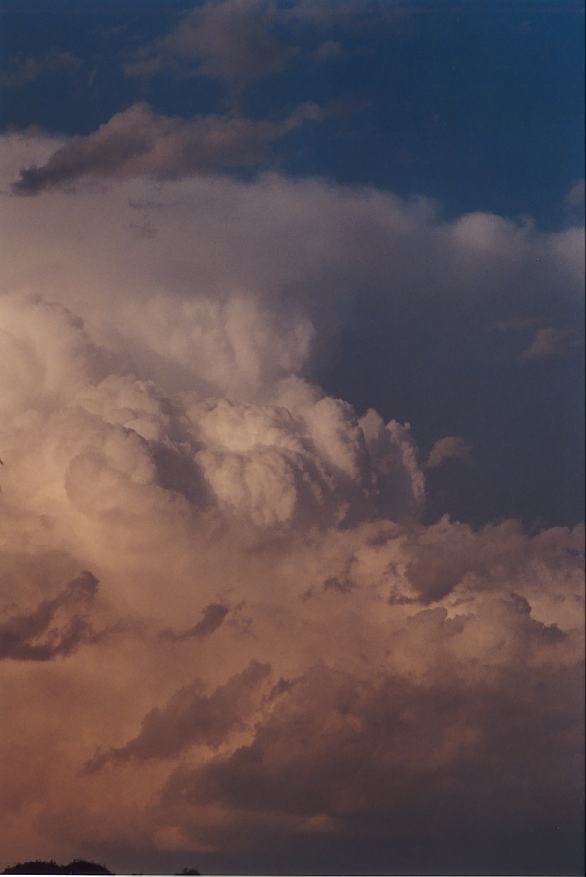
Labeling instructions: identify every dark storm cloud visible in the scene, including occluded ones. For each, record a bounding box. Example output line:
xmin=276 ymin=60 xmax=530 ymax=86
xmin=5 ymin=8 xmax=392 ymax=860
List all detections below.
xmin=11 ymin=101 xmax=324 ymax=195
xmin=0 ymin=571 xmax=98 ymax=661
xmin=85 ymin=660 xmax=271 ymax=771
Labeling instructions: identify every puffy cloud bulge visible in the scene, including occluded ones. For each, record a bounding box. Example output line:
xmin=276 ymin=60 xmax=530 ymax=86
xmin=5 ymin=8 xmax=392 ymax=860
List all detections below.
xmin=0 ymin=134 xmax=584 ymax=873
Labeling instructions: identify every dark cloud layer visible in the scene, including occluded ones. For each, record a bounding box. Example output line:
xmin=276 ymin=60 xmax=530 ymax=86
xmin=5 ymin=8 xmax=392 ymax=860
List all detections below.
xmin=0 ymin=572 xmax=98 ymax=662
xmin=161 ymin=615 xmax=584 ymax=872
xmin=85 ymin=661 xmax=270 ymax=772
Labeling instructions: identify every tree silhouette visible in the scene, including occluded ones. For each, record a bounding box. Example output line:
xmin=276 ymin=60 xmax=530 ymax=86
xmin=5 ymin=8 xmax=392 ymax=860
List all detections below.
xmin=3 ymin=860 xmax=112 ymax=875
xmin=2 ymin=859 xmax=201 ymax=875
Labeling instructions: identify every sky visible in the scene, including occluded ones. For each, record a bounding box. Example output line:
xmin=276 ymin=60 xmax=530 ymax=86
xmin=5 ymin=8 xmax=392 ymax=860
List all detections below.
xmin=0 ymin=1 xmax=584 ymax=875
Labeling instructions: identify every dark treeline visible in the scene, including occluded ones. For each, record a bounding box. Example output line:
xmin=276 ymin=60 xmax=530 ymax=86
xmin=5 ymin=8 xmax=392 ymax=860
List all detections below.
xmin=2 ymin=863 xmax=111 ymax=875
xmin=2 ymin=862 xmax=200 ymax=875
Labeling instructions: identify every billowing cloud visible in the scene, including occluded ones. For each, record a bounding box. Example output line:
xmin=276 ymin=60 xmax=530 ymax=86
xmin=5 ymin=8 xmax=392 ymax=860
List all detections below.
xmin=11 ymin=102 xmax=324 ymax=195
xmin=0 ymin=136 xmax=583 ymax=873
xmin=0 ymin=290 xmax=423 ymax=540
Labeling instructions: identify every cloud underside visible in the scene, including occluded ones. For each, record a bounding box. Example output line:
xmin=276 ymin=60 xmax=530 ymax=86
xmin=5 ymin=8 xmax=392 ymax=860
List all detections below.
xmin=0 ymin=137 xmax=584 ymax=872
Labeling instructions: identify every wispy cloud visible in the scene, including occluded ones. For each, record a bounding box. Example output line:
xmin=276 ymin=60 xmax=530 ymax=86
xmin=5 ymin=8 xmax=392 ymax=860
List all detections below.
xmin=122 ymin=0 xmax=368 ymax=90
xmin=126 ymin=0 xmax=292 ymax=87
xmin=162 ymin=603 xmax=230 ymax=642
xmin=521 ymin=326 xmax=582 ymax=361
xmin=425 ymin=436 xmax=471 ymax=470
xmin=565 ymin=178 xmax=585 ymax=209
xmin=0 ymin=51 xmax=80 ymax=89
xmin=11 ymin=101 xmax=325 ymax=195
